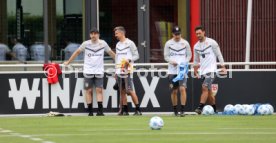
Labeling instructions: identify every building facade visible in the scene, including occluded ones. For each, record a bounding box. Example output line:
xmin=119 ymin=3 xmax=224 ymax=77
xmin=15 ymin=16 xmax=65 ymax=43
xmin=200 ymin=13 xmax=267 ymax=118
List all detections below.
xmin=0 ymin=0 xmax=275 ymax=65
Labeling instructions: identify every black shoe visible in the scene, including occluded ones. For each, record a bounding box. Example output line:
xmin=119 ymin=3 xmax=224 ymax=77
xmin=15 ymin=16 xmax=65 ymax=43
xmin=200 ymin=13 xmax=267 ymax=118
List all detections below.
xmin=88 ymin=112 xmax=94 ymax=116
xmin=179 ymin=111 xmax=185 ymax=117
xmin=118 ymin=111 xmax=123 ymax=116
xmin=195 ymin=108 xmax=202 ymax=115
xmin=118 ymin=111 xmax=129 ymax=116
xmin=118 ymin=110 xmax=124 ymax=116
xmin=96 ymin=111 xmax=105 ymax=116
xmin=133 ymin=110 xmax=142 ymax=116
xmin=123 ymin=112 xmax=129 ymax=116
xmin=174 ymin=111 xmax=179 ymax=116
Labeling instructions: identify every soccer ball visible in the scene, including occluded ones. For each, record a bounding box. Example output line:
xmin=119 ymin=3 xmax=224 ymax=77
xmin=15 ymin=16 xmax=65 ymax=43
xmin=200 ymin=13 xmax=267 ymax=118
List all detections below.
xmin=243 ymin=105 xmax=255 ymax=115
xmin=233 ymin=104 xmax=244 ymax=115
xmin=241 ymin=104 xmax=249 ymax=115
xmin=202 ymin=105 xmax=215 ymax=115
xmin=149 ymin=116 xmax=164 ymax=130
xmin=264 ymin=104 xmax=274 ymax=114
xmin=224 ymin=104 xmax=234 ymax=115
xmin=257 ymin=105 xmax=270 ymax=115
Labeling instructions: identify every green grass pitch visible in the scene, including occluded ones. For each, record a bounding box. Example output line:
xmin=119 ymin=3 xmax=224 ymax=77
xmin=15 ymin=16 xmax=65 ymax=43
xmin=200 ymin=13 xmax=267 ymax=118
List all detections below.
xmin=0 ymin=115 xmax=276 ymax=143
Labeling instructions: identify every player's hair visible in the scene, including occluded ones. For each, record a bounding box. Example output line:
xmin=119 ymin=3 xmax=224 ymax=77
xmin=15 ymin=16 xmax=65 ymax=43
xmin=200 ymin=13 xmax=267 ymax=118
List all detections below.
xmin=195 ymin=25 xmax=205 ymax=32
xmin=114 ymin=26 xmax=126 ymax=34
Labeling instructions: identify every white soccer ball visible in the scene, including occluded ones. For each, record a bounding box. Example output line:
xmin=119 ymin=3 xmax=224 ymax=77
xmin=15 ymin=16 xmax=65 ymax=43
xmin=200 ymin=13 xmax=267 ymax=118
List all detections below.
xmin=242 ymin=104 xmax=249 ymax=115
xmin=202 ymin=105 xmax=215 ymax=115
xmin=149 ymin=116 xmax=164 ymax=130
xmin=233 ymin=104 xmax=244 ymax=115
xmin=244 ymin=105 xmax=255 ymax=115
xmin=264 ymin=104 xmax=274 ymax=114
xmin=224 ymin=104 xmax=234 ymax=115
xmin=257 ymin=105 xmax=270 ymax=115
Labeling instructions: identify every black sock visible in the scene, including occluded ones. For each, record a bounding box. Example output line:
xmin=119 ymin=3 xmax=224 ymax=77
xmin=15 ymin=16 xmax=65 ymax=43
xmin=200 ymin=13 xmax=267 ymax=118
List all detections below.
xmin=212 ymin=104 xmax=217 ymax=112
xmin=181 ymin=105 xmax=185 ymax=112
xmin=173 ymin=106 xmax=177 ymax=111
xmin=198 ymin=103 xmax=205 ymax=110
xmin=98 ymin=102 xmax=103 ymax=108
xmin=98 ymin=102 xmax=103 ymax=111
xmin=123 ymin=105 xmax=128 ymax=112
xmin=135 ymin=104 xmax=140 ymax=111
xmin=87 ymin=103 xmax=93 ymax=112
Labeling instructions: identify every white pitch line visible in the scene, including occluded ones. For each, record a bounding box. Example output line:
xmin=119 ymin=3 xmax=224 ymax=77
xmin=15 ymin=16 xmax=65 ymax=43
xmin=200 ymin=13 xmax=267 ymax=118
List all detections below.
xmin=28 ymin=132 xmax=276 ymax=137
xmin=10 ymin=132 xmax=21 ymax=136
xmin=0 ymin=128 xmax=55 ymax=143
xmin=19 ymin=134 xmax=31 ymax=138
xmin=0 ymin=130 xmax=12 ymax=133
xmin=30 ymin=137 xmax=43 ymax=141
xmin=42 ymin=141 xmax=55 ymax=143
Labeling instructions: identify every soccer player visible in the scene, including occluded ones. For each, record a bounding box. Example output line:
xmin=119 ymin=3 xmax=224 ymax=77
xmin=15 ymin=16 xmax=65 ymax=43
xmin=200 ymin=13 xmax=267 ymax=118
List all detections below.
xmin=164 ymin=26 xmax=192 ymax=117
xmin=64 ymin=28 xmax=115 ymax=116
xmin=193 ymin=25 xmax=227 ymax=114
xmin=114 ymin=26 xmax=142 ymax=116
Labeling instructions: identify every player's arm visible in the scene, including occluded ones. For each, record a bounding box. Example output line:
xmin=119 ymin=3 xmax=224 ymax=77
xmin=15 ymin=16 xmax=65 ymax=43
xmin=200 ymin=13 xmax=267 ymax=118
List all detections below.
xmin=212 ymin=42 xmax=227 ymax=73
xmin=107 ymin=50 xmax=115 ymax=60
xmin=193 ymin=47 xmax=200 ymax=78
xmin=185 ymin=42 xmax=192 ymax=63
xmin=63 ymin=48 xmax=82 ymax=65
xmin=104 ymin=41 xmax=115 ymax=60
xmin=129 ymin=42 xmax=139 ymax=62
xmin=164 ymin=42 xmax=170 ymax=62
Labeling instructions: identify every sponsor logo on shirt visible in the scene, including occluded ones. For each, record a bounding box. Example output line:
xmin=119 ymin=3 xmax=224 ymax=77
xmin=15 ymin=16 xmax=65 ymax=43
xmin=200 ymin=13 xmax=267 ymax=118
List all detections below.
xmin=117 ymin=52 xmax=128 ymax=55
xmin=169 ymin=52 xmax=185 ymax=56
xmin=88 ymin=53 xmax=103 ymax=57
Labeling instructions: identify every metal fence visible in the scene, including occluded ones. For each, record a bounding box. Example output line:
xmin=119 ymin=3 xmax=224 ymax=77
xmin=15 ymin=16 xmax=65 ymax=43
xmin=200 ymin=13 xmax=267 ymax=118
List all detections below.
xmin=0 ymin=62 xmax=275 ymax=73
xmin=200 ymin=0 xmax=276 ymax=68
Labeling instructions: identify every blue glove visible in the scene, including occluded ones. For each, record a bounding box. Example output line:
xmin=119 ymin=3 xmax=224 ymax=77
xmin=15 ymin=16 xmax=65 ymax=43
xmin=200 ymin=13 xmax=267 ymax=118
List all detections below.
xmin=173 ymin=63 xmax=189 ymax=83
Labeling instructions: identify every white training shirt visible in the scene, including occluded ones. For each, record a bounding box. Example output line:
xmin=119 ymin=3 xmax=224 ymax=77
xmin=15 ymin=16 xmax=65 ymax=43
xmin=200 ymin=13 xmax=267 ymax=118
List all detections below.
xmin=79 ymin=39 xmax=111 ymax=74
xmin=115 ymin=38 xmax=139 ymax=74
xmin=193 ymin=37 xmax=225 ymax=75
xmin=164 ymin=38 xmax=192 ymax=74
